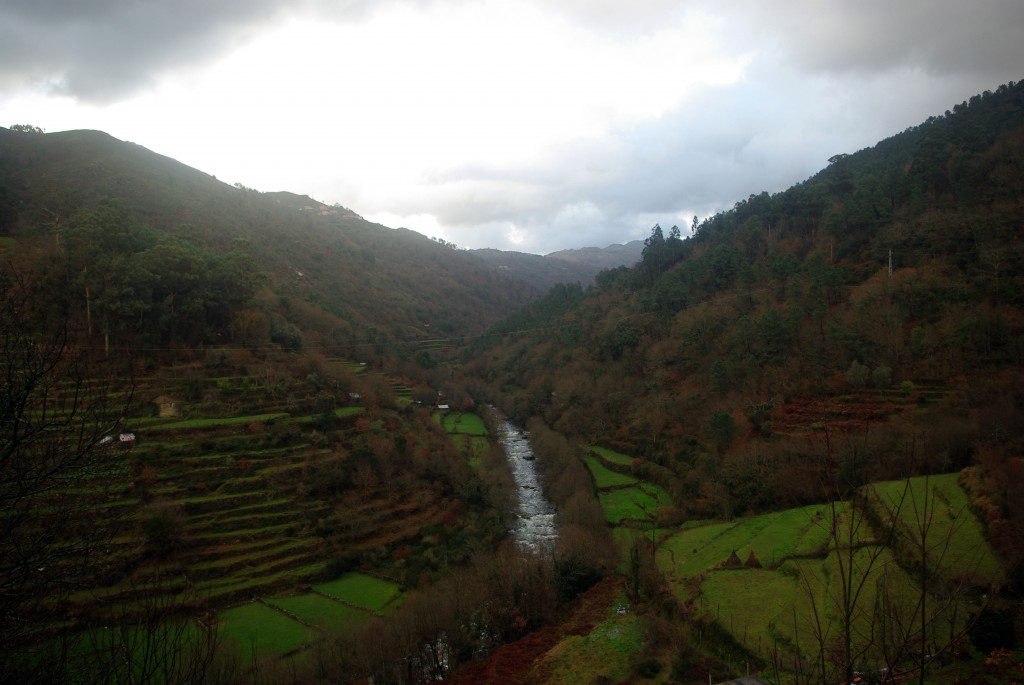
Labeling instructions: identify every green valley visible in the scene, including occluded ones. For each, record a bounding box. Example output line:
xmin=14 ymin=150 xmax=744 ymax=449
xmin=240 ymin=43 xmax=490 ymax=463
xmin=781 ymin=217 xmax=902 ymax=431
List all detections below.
xmin=3 ymin=80 xmax=1024 ymax=685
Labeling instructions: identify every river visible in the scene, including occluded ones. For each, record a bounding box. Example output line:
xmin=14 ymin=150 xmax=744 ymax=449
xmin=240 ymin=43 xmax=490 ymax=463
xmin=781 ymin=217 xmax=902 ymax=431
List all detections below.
xmin=495 ymin=419 xmax=557 ymax=548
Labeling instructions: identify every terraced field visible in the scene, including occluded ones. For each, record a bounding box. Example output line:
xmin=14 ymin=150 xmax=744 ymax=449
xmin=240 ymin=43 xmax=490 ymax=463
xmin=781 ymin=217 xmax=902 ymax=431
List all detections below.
xmin=597 ymin=485 xmax=671 ymax=525
xmin=656 ymin=503 xmax=841 ymax=579
xmin=769 ymin=383 xmax=951 ymax=436
xmin=218 ymin=571 xmax=403 ymax=660
xmin=695 ymin=546 xmax=919 ymax=660
xmin=25 ymin=357 xmax=497 ymax=674
xmin=115 ymin=423 xmax=329 ymax=610
xmin=866 ymin=472 xmax=1004 ymax=585
xmin=438 ymin=411 xmax=490 ymax=467
xmin=655 ymin=475 xmax=1003 ymax=677
xmin=586 ymin=446 xmax=634 ymax=467
xmin=582 ymin=446 xmax=671 ymax=526
xmin=582 ymin=454 xmax=637 ymax=489
xmin=56 ymin=361 xmax=467 ymax=626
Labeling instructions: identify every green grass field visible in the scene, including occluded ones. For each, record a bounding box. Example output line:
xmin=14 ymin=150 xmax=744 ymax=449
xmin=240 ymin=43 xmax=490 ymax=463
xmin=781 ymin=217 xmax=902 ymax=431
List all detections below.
xmin=659 ymin=479 xmax=1005 ymax=674
xmin=218 ymin=602 xmax=311 ymax=661
xmin=438 ymin=412 xmax=489 ymax=466
xmin=598 ymin=484 xmax=671 ymax=524
xmin=532 ymin=614 xmax=643 ymax=685
xmin=140 ymin=413 xmax=290 ymax=431
xmin=313 ymin=572 xmax=402 ymax=612
xmin=867 ymin=473 xmax=1003 ymax=585
xmin=587 ymin=446 xmax=635 ymax=466
xmin=265 ymin=593 xmax=369 ymax=631
xmin=698 ymin=546 xmax=921 ymax=664
xmin=441 ymin=412 xmax=488 ymax=436
xmin=657 ymin=504 xmax=840 ymax=580
xmin=583 ymin=454 xmax=638 ymax=489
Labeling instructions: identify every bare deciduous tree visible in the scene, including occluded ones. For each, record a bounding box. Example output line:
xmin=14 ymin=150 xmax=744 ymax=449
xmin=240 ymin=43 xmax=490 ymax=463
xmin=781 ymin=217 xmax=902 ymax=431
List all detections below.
xmin=0 ymin=269 xmax=133 ymax=676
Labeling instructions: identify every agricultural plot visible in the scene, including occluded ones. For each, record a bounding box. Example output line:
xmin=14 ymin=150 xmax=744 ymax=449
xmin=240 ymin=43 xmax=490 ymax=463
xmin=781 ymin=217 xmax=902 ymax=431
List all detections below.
xmin=214 ymin=574 xmax=401 ymax=660
xmin=438 ymin=412 xmax=490 ymax=467
xmin=867 ymin=473 xmax=1003 ymax=585
xmin=194 ymin=561 xmax=327 ymax=605
xmin=659 ymin=478 xmax=1004 ymax=676
xmin=390 ymin=380 xmax=413 ymax=407
xmin=441 ymin=412 xmax=488 ymax=436
xmin=83 ymin=365 xmax=437 ymax=615
xmin=698 ymin=546 xmax=921 ymax=666
xmin=291 ymin=406 xmax=366 ymax=423
xmin=581 ymin=445 xmax=671 ymax=527
xmin=313 ymin=572 xmax=403 ymax=612
xmin=218 ymin=602 xmax=312 ymax=661
xmin=531 ymin=614 xmax=643 ymax=685
xmin=265 ymin=593 xmax=369 ymax=631
xmin=35 ymin=621 xmax=217 ymax=684
xmin=140 ymin=412 xmax=290 ymax=431
xmin=769 ymin=387 xmax=930 ymax=436
xmin=582 ymin=454 xmax=637 ymax=489
xmin=598 ymin=484 xmax=671 ymax=525
xmin=586 ymin=445 xmax=634 ymax=467
xmin=657 ymin=503 xmax=841 ymax=580
xmin=13 ymin=351 xmax=498 ymax=678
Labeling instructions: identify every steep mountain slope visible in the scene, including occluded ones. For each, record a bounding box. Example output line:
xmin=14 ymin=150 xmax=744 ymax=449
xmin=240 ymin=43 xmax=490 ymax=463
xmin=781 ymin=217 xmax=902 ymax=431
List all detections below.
xmin=467 ymin=81 xmax=1024 ymax=522
xmin=0 ymin=128 xmax=541 ymax=355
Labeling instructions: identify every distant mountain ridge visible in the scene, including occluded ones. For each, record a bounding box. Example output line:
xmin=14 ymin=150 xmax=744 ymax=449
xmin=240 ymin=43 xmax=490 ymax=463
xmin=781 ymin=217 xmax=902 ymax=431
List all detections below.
xmin=469 ymin=248 xmax=603 ymax=289
xmin=545 ymin=240 xmax=644 ymax=270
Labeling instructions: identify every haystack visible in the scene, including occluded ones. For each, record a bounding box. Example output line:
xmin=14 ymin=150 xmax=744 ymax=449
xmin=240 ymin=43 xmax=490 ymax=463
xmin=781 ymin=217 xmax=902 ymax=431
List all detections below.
xmin=721 ymin=549 xmax=743 ymax=568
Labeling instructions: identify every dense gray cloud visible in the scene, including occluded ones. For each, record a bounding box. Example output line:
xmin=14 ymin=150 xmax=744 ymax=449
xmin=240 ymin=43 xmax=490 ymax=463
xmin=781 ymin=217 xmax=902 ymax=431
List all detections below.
xmin=399 ymin=61 xmax=1018 ymax=254
xmin=362 ymin=0 xmax=1024 ymax=253
xmin=7 ymin=0 xmax=1019 ymax=103
xmin=549 ymin=0 xmax=1024 ymax=78
xmin=0 ymin=0 xmax=441 ymax=101
xmin=0 ymin=0 xmax=287 ymax=100
xmin=732 ymin=0 xmax=1024 ymax=77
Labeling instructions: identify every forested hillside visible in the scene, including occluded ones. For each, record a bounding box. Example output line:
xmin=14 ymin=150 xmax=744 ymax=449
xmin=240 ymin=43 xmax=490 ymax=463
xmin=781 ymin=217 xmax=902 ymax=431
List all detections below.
xmin=447 ymin=84 xmax=1024 ymax=682
xmin=467 ymin=80 xmax=1024 ymax=535
xmin=0 ymin=127 xmax=556 ymax=363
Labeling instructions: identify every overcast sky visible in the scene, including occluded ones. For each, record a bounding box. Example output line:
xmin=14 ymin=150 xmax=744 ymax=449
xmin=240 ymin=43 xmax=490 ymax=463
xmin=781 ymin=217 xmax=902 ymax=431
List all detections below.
xmin=1 ymin=1 xmax=1021 ymax=254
